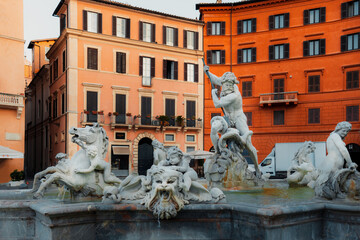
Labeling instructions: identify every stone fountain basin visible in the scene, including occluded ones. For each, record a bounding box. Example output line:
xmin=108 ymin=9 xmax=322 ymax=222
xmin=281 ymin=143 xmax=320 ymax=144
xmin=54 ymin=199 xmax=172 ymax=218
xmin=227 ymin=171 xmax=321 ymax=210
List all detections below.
xmin=1 ymin=186 xmax=359 ymax=240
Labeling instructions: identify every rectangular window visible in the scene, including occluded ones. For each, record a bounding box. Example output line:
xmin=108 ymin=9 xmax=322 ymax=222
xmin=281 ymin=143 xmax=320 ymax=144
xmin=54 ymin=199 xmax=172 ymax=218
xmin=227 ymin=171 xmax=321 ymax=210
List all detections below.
xmin=83 ymin=10 xmax=102 ymax=33
xmin=244 ymin=112 xmax=252 ymax=126
xmin=163 ymin=60 xmax=178 ymax=80
xmin=308 ymin=75 xmax=320 ymax=92
xmin=341 ymin=0 xmax=360 ymax=18
xmin=269 ymin=44 xmax=289 ymax=60
xmin=304 ymin=8 xmax=326 ymax=25
xmin=141 ymin=96 xmax=152 ymax=125
xmin=61 ymin=92 xmax=65 ymax=114
xmin=186 ymin=135 xmax=195 ymax=142
xmin=184 ymin=30 xmax=198 ymax=50
xmin=115 ymin=94 xmax=126 ymax=124
xmin=116 ymin=52 xmax=126 ymax=74
xmin=274 ymin=110 xmax=284 ymax=125
xmin=303 ymin=39 xmax=325 ymax=56
xmin=113 ymin=17 xmax=130 ymax=38
xmin=242 ymin=81 xmax=252 ymax=97
xmin=186 ymin=100 xmax=196 ymax=127
xmin=207 ymin=50 xmax=225 ymax=64
xmin=238 ymin=18 xmax=256 ymax=34
xmin=238 ymin=48 xmax=256 ymax=63
xmin=346 ymin=71 xmax=359 ymax=89
xmin=163 ymin=26 xmax=178 ymax=47
xmin=62 ymin=50 xmax=66 ymax=72
xmin=207 ymin=22 xmax=225 ymax=36
xmin=269 ymin=13 xmax=289 ymax=30
xmin=186 ymin=146 xmax=196 ymax=153
xmin=346 ymin=105 xmax=359 ymax=122
xmin=60 ymin=14 xmax=66 ymax=33
xmin=54 ymin=59 xmax=58 ymax=79
xmin=165 ymin=98 xmax=175 ymax=126
xmin=341 ymin=33 xmax=359 ymax=52
xmin=308 ymin=108 xmax=320 ymax=124
xmin=115 ymin=132 xmax=126 ymax=140
xmin=184 ymin=63 xmax=198 ymax=83
xmin=86 ymin=91 xmax=98 ymax=122
xmin=140 ymin=22 xmax=155 ymax=43
xmin=52 ymin=97 xmax=57 ymax=119
xmin=274 ymin=78 xmax=285 ymax=100
xmin=165 ymin=134 xmax=175 ymax=142
xmin=139 ymin=56 xmax=154 ymax=86
xmin=87 ymin=48 xmax=98 ymax=70
xmin=111 ymin=145 xmax=129 ymax=170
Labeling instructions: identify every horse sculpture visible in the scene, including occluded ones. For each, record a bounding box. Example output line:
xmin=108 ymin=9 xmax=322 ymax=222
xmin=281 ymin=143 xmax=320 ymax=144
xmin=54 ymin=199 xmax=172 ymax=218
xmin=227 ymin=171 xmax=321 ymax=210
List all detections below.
xmin=287 ymin=141 xmax=319 ymax=186
xmin=32 ymin=123 xmax=121 ymax=199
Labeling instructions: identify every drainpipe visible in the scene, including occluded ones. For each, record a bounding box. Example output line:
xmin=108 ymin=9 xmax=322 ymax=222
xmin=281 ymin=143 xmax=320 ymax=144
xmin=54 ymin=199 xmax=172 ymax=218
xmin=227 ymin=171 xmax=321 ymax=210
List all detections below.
xmin=230 ymin=3 xmax=233 ymax=72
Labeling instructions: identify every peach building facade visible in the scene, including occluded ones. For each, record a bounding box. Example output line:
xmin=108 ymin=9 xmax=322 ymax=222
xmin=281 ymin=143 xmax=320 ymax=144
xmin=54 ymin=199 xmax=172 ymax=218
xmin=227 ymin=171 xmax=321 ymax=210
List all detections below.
xmin=24 ymin=39 xmax=55 ymax=179
xmin=48 ymin=0 xmax=204 ymax=177
xmin=0 ymin=0 xmax=25 ymax=183
xmin=197 ymin=0 xmax=360 ymax=165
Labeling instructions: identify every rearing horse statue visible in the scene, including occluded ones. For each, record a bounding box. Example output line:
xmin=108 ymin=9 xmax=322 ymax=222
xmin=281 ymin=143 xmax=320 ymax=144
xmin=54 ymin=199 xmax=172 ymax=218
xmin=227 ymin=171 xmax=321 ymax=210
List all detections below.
xmin=32 ymin=123 xmax=121 ymax=199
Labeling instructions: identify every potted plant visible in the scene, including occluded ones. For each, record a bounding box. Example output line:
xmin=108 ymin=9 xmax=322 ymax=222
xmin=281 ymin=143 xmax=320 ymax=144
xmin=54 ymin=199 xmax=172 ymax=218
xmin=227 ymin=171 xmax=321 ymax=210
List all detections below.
xmin=113 ymin=112 xmax=119 ymax=116
xmin=98 ymin=110 xmax=104 ymax=115
xmin=176 ymin=115 xmax=185 ymax=127
xmin=91 ymin=110 xmax=98 ymax=115
xmin=108 ymin=112 xmax=112 ymax=116
xmin=84 ymin=109 xmax=89 ymax=114
xmin=158 ymin=115 xmax=169 ymax=126
xmin=126 ymin=112 xmax=132 ymax=117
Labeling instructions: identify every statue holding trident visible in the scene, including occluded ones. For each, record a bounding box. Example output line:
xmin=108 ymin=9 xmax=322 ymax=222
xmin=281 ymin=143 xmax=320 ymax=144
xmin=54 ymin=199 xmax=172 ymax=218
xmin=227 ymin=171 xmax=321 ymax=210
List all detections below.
xmin=203 ymin=60 xmax=261 ymax=181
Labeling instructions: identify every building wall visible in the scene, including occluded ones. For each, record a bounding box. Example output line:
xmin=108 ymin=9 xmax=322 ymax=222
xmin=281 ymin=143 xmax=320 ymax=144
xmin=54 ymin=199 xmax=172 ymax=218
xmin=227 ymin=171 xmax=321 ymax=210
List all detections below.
xmin=198 ymin=0 xmax=360 ymax=162
xmin=0 ymin=0 xmax=25 ymax=182
xmin=48 ymin=0 xmax=204 ymax=175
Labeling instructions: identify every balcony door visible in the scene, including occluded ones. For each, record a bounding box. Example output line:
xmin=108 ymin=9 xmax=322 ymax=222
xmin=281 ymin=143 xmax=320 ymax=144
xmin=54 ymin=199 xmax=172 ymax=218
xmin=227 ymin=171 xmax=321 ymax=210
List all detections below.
xmin=87 ymin=91 xmax=98 ymax=122
xmin=141 ymin=96 xmax=151 ymax=125
xmin=274 ymin=78 xmax=284 ymax=100
xmin=165 ymin=99 xmax=175 ymax=126
xmin=115 ymin=94 xmax=126 ymax=124
xmin=186 ymin=100 xmax=196 ymax=127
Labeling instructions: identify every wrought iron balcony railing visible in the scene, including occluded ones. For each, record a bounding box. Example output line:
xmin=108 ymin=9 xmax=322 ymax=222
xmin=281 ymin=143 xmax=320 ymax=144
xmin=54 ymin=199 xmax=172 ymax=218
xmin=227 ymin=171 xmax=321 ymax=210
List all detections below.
xmin=0 ymin=92 xmax=24 ymax=119
xmin=80 ymin=112 xmax=105 ymax=125
xmin=259 ymin=92 xmax=298 ymax=106
xmin=110 ymin=114 xmax=133 ymax=129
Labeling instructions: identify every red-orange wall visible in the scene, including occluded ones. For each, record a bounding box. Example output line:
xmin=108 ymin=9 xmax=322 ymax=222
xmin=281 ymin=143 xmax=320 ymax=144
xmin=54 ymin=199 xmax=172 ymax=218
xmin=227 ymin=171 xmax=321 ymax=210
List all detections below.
xmin=199 ymin=0 xmax=360 ymax=162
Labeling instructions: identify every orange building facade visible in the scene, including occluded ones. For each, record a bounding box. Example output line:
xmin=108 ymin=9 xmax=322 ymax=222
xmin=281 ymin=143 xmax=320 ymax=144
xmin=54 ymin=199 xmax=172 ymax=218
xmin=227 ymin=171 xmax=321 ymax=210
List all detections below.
xmin=197 ymin=0 xmax=360 ymax=164
xmin=47 ymin=0 xmax=204 ymax=177
xmin=0 ymin=0 xmax=25 ymax=183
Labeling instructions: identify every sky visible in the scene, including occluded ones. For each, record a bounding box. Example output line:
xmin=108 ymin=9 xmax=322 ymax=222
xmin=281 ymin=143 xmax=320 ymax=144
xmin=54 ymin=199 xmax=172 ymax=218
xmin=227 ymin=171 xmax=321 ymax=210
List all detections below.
xmin=23 ymin=0 xmax=235 ymax=61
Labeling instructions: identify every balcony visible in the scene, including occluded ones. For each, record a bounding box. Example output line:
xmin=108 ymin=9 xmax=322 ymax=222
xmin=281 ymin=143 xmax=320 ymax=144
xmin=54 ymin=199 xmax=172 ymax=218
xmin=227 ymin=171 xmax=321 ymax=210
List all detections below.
xmin=133 ymin=116 xmax=161 ymax=131
xmin=80 ymin=112 xmax=105 ymax=125
xmin=110 ymin=114 xmax=133 ymax=130
xmin=0 ymin=93 xmax=24 ymax=119
xmin=184 ymin=119 xmax=203 ymax=132
xmin=259 ymin=91 xmax=298 ymax=107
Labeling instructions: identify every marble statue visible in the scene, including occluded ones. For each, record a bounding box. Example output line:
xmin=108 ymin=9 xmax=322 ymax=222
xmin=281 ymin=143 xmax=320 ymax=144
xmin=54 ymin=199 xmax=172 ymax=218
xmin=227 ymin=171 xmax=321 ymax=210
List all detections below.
xmin=118 ymin=145 xmax=225 ymax=219
xmin=287 ymin=141 xmax=319 ymax=186
xmin=32 ymin=123 xmax=121 ymax=199
xmin=313 ymin=121 xmax=360 ymax=199
xmin=203 ymin=65 xmax=263 ymax=188
xmin=152 ymin=139 xmax=166 ymax=165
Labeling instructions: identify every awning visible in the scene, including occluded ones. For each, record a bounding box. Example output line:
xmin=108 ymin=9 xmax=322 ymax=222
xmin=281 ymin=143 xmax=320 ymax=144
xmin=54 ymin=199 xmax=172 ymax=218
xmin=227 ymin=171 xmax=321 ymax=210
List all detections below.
xmin=0 ymin=145 xmax=24 ymax=159
xmin=187 ymin=150 xmax=214 ymax=159
xmin=112 ymin=146 xmax=130 ymax=155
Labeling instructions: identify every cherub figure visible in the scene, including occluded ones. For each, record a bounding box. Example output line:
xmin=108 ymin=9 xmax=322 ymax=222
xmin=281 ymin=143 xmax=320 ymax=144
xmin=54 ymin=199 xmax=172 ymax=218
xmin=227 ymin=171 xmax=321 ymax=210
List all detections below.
xmin=159 ymin=146 xmax=198 ymax=191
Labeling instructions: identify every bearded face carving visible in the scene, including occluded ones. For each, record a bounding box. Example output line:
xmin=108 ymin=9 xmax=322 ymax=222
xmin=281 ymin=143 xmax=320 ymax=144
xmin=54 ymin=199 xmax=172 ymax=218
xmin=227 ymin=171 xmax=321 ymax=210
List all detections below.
xmin=144 ymin=168 xmax=185 ymax=219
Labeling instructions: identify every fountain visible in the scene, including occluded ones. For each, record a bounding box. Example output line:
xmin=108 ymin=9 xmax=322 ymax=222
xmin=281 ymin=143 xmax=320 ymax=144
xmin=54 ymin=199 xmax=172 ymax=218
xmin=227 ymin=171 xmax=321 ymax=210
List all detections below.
xmin=1 ymin=67 xmax=360 ymax=239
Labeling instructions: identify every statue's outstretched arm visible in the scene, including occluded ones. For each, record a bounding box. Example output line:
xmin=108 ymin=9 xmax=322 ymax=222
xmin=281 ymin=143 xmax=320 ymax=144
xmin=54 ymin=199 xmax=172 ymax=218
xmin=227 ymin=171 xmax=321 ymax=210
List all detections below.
xmin=204 ymin=65 xmax=222 ymax=86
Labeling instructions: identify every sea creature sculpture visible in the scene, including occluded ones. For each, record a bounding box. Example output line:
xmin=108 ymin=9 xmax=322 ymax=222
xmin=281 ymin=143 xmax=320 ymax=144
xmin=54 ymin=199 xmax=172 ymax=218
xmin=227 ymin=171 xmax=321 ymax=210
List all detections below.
xmin=32 ymin=123 xmax=121 ymax=199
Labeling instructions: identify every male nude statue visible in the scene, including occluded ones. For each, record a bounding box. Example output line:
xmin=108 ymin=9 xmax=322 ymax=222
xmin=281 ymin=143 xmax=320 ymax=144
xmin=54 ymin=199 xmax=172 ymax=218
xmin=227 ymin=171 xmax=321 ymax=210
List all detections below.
xmin=204 ymin=65 xmax=260 ymax=175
